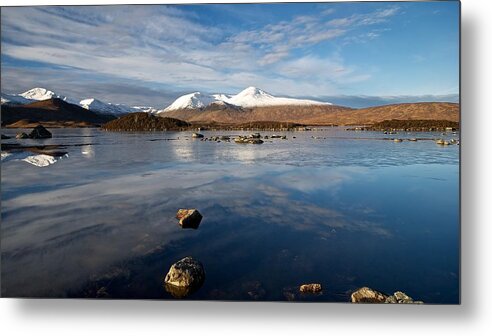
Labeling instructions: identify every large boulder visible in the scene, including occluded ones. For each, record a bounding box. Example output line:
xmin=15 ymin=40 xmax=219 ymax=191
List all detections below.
xmin=29 ymin=125 xmax=52 ymax=139
xmin=350 ymin=287 xmax=388 ymax=303
xmin=164 ymin=257 xmax=205 ymax=298
xmin=176 ymin=209 xmax=203 ymax=229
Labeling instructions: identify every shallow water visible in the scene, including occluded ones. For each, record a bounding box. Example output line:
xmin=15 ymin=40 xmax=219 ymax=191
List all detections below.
xmin=1 ymin=127 xmax=459 ymax=302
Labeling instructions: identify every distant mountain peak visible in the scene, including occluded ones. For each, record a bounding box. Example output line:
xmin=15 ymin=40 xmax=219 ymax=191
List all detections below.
xmin=20 ymin=87 xmax=58 ymax=100
xmin=161 ymin=86 xmax=331 ymax=112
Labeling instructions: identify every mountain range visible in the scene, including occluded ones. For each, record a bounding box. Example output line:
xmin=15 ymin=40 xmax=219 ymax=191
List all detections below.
xmin=162 ymin=87 xmax=332 ymax=112
xmin=1 ymin=88 xmax=156 ymax=116
xmin=1 ymin=86 xmax=459 ymax=127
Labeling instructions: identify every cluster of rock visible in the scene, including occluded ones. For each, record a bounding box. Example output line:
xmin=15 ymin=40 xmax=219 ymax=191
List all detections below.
xmin=197 ymin=135 xmax=231 ymax=143
xmin=349 ymin=119 xmax=459 ymax=132
xmin=15 ymin=125 xmax=52 ymax=139
xmin=350 ymin=287 xmax=423 ymax=304
xmin=436 ymin=138 xmax=459 ymax=146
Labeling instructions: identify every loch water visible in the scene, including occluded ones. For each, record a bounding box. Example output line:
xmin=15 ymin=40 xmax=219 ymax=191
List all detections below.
xmin=1 ymin=127 xmax=459 ymax=302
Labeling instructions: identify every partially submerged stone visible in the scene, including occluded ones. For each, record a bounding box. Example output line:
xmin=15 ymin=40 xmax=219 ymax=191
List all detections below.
xmin=164 ymin=257 xmax=205 ymax=298
xmin=299 ymin=283 xmax=322 ymax=293
xmin=192 ymin=133 xmax=204 ymax=138
xmin=385 ymin=291 xmax=422 ymax=304
xmin=29 ymin=125 xmax=52 ymax=139
xmin=16 ymin=132 xmax=29 ymax=139
xmin=248 ymin=139 xmax=264 ymax=144
xmin=176 ymin=209 xmax=203 ymax=229
xmin=351 ymin=287 xmax=424 ymax=304
xmin=350 ymin=287 xmax=388 ymax=303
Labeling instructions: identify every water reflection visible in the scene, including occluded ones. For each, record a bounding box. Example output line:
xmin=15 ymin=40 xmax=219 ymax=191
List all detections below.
xmin=1 ymin=128 xmax=459 ymax=302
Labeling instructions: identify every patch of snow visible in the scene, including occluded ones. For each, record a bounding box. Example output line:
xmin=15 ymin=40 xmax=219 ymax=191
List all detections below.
xmin=79 ymin=98 xmax=141 ymax=115
xmin=1 ymin=151 xmax=66 ymax=167
xmin=162 ymin=92 xmax=217 ymax=112
xmin=20 ymin=88 xmax=58 ymax=101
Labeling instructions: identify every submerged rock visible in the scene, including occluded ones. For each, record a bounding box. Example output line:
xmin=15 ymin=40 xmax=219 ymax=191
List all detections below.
xmin=350 ymin=287 xmax=388 ymax=303
xmin=164 ymin=257 xmax=205 ymax=298
xmin=1 ymin=134 xmax=11 ymax=139
xmin=248 ymin=139 xmax=264 ymax=144
xmin=299 ymin=283 xmax=322 ymax=293
xmin=16 ymin=132 xmax=29 ymax=139
xmin=29 ymin=125 xmax=52 ymax=139
xmin=192 ymin=133 xmax=204 ymax=138
xmin=176 ymin=209 xmax=203 ymax=229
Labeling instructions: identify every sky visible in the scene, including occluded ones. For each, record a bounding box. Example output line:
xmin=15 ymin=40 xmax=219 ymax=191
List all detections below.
xmin=1 ymin=1 xmax=460 ymax=108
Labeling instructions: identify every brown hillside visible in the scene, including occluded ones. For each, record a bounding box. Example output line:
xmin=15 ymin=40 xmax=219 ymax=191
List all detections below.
xmin=1 ymin=98 xmax=115 ymax=127
xmin=161 ymin=102 xmax=458 ymax=125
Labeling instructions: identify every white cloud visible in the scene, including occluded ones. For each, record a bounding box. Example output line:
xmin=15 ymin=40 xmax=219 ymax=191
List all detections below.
xmin=1 ymin=5 xmax=397 ymax=101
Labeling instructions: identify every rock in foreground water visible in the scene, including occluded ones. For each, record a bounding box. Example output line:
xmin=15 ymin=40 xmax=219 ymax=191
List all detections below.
xmin=16 ymin=132 xmax=29 ymax=139
xmin=29 ymin=125 xmax=52 ymax=139
xmin=350 ymin=287 xmax=388 ymax=303
xmin=351 ymin=287 xmax=424 ymax=304
xmin=164 ymin=257 xmax=205 ymax=298
xmin=299 ymin=283 xmax=322 ymax=293
xmin=176 ymin=209 xmax=203 ymax=229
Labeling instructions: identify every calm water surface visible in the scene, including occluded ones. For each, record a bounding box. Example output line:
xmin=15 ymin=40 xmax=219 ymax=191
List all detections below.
xmin=1 ymin=127 xmax=459 ymax=302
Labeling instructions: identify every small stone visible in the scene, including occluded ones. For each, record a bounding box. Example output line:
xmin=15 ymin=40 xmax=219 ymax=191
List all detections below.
xmin=164 ymin=257 xmax=205 ymax=298
xmin=350 ymin=287 xmax=388 ymax=303
xmin=16 ymin=132 xmax=29 ymax=139
xmin=248 ymin=139 xmax=264 ymax=144
xmin=1 ymin=134 xmax=11 ymax=139
xmin=299 ymin=283 xmax=322 ymax=293
xmin=176 ymin=209 xmax=203 ymax=229
xmin=28 ymin=125 xmax=52 ymax=139
xmin=192 ymin=133 xmax=204 ymax=138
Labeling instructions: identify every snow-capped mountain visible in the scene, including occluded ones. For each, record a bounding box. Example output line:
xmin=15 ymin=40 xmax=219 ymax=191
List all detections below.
xmin=20 ymin=88 xmax=60 ymax=101
xmin=1 ymin=87 xmax=156 ymax=116
xmin=161 ymin=87 xmax=331 ymax=112
xmin=162 ymin=92 xmax=216 ymax=111
xmin=80 ymin=99 xmax=159 ymax=115
xmin=1 ymin=93 xmax=33 ymax=105
xmin=79 ymin=98 xmax=141 ymax=115
xmin=1 ymin=87 xmax=69 ymax=105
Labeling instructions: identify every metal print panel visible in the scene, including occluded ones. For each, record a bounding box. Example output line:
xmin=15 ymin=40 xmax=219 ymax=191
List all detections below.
xmin=0 ymin=1 xmax=460 ymax=303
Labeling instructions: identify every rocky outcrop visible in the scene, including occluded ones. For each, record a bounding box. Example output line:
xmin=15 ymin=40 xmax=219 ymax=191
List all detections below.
xmin=164 ymin=257 xmax=205 ymax=298
xmin=29 ymin=125 xmax=52 ymax=139
xmin=299 ymin=283 xmax=322 ymax=293
xmin=350 ymin=287 xmax=424 ymax=304
xmin=176 ymin=209 xmax=203 ymax=229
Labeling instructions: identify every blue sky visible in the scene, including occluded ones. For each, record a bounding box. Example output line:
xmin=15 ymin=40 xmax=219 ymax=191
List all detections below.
xmin=1 ymin=2 xmax=459 ymax=108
